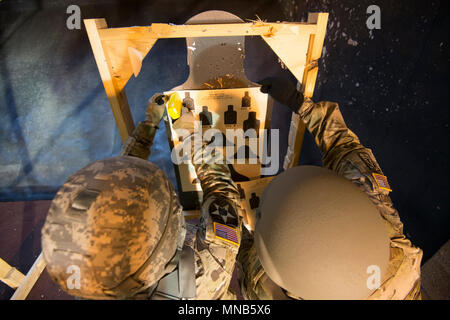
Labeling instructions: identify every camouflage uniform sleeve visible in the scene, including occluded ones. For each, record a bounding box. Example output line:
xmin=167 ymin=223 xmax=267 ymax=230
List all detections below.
xmin=183 ymin=133 xmax=243 ymax=300
xmin=119 ymin=122 xmax=158 ymax=160
xmin=237 ymin=228 xmax=292 ymax=300
xmin=298 ymin=97 xmax=423 ymax=300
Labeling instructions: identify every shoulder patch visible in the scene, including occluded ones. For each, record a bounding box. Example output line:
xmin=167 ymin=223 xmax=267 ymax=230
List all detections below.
xmin=372 ymin=173 xmax=392 ymax=192
xmin=213 ymin=222 xmax=239 ymax=246
xmin=208 ymin=199 xmax=238 ymax=227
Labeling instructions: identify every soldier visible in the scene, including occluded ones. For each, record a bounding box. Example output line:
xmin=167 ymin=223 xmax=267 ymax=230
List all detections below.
xmin=237 ymin=77 xmax=423 ymax=300
xmin=41 ymin=94 xmax=243 ymax=299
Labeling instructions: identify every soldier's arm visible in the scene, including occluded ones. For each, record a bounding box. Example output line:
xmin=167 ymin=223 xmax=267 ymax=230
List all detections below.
xmin=120 ymin=122 xmax=157 ymax=159
xmin=173 ymin=115 xmax=243 ymax=226
xmin=192 ymin=133 xmax=243 ymax=299
xmin=120 ymin=94 xmax=167 ymax=160
xmin=174 ymin=115 xmax=243 ymax=299
xmin=191 ymin=137 xmax=241 ymax=209
xmin=298 ymin=98 xmax=365 ymax=171
xmin=298 ymin=98 xmax=422 ymax=299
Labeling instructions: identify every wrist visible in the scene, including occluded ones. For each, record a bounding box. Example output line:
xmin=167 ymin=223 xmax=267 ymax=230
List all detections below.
xmin=287 ymin=90 xmax=304 ymax=113
xmin=144 ymin=119 xmax=159 ymax=129
xmin=297 ymin=97 xmax=314 ymax=118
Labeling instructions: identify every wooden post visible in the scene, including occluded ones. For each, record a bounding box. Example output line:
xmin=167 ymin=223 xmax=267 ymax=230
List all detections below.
xmin=10 ymin=253 xmax=46 ymax=300
xmin=302 ymin=12 xmax=329 ymax=98
xmin=285 ymin=12 xmax=328 ymax=169
xmin=0 ymin=258 xmax=25 ymax=289
xmin=84 ymin=19 xmax=135 ymax=142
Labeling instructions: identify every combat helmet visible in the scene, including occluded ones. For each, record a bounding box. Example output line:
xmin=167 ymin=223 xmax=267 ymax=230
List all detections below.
xmin=255 ymin=165 xmax=390 ymax=299
xmin=41 ymin=156 xmax=184 ymax=299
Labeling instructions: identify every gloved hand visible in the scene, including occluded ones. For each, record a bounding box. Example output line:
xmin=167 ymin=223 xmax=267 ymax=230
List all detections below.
xmin=145 ymin=93 xmax=169 ymax=127
xmin=258 ymin=77 xmax=304 ymax=113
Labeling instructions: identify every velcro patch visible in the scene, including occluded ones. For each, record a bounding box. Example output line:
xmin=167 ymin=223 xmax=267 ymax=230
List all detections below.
xmin=213 ymin=222 xmax=239 ymax=246
xmin=208 ymin=200 xmax=238 ymax=227
xmin=372 ymin=173 xmax=392 ymax=192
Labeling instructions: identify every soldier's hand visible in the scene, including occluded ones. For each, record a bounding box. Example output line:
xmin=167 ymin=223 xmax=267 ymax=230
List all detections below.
xmin=258 ymin=77 xmax=304 ymax=113
xmin=145 ymin=94 xmax=169 ymax=127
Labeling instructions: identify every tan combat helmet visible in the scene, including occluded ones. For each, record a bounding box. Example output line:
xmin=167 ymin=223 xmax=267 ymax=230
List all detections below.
xmin=41 ymin=156 xmax=184 ymax=299
xmin=255 ymin=165 xmax=390 ymax=300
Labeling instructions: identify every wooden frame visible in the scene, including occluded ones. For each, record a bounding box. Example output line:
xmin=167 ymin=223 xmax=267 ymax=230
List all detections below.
xmin=1 ymin=253 xmax=46 ymax=300
xmin=1 ymin=258 xmax=25 ymax=289
xmin=284 ymin=12 xmax=328 ymax=168
xmin=84 ymin=14 xmax=329 ymax=151
xmin=10 ymin=253 xmax=46 ymax=300
xmin=1 ymin=14 xmax=328 ymax=299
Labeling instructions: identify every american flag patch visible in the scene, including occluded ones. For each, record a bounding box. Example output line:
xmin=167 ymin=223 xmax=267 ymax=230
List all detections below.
xmin=372 ymin=173 xmax=392 ymax=192
xmin=214 ymin=222 xmax=239 ymax=246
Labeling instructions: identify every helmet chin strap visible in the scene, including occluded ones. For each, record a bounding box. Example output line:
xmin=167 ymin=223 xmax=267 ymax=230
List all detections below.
xmin=157 ymin=189 xmax=186 ymax=277
xmin=149 ymin=201 xmax=196 ymax=300
xmin=119 ymin=239 xmax=183 ymax=300
xmin=165 ymin=204 xmax=186 ymax=275
xmin=162 ymin=244 xmax=182 ymax=275
xmin=151 ymin=245 xmax=196 ymax=300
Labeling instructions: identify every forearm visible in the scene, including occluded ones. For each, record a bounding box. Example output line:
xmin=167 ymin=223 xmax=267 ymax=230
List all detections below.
xmin=298 ymin=98 xmax=365 ymax=171
xmin=177 ymin=132 xmax=242 ymax=209
xmin=120 ymin=122 xmax=157 ymax=159
xmin=186 ymin=133 xmax=243 ymax=299
xmin=298 ymin=98 xmax=393 ymax=199
xmin=298 ymin=98 xmax=422 ymax=299
xmin=193 ymin=145 xmax=240 ymax=204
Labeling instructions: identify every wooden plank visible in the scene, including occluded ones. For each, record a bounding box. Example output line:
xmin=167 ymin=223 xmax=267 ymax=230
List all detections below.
xmin=98 ymin=22 xmax=317 ymax=41
xmin=285 ymin=13 xmax=329 ymax=168
xmin=287 ymin=115 xmax=308 ymax=170
xmin=283 ymin=34 xmax=315 ymax=169
xmin=98 ymin=22 xmax=316 ymax=88
xmin=261 ymin=32 xmax=309 ymax=84
xmin=128 ymin=46 xmax=144 ymax=77
xmin=302 ymin=12 xmax=329 ymax=98
xmin=0 ymin=258 xmax=25 ymax=289
xmin=10 ymin=253 xmax=46 ymax=300
xmin=101 ymin=38 xmax=157 ymax=91
xmin=84 ymin=19 xmax=135 ymax=142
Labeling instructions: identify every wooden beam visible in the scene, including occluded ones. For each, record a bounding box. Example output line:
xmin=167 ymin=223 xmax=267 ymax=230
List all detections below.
xmin=101 ymin=38 xmax=157 ymax=91
xmin=97 ymin=22 xmax=317 ymax=89
xmin=284 ymin=12 xmax=328 ymax=169
xmin=10 ymin=253 xmax=46 ymax=300
xmin=0 ymin=258 xmax=25 ymax=289
xmin=98 ymin=22 xmax=317 ymax=41
xmin=284 ymin=113 xmax=307 ymax=169
xmin=128 ymin=46 xmax=144 ymax=77
xmin=261 ymin=33 xmax=310 ymax=84
xmin=302 ymin=12 xmax=329 ymax=98
xmin=84 ymin=19 xmax=135 ymax=142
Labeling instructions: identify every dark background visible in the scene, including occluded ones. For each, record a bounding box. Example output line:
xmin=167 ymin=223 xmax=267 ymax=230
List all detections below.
xmin=0 ymin=0 xmax=448 ymax=299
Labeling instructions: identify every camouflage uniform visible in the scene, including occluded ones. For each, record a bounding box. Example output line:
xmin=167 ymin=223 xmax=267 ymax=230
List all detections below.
xmin=123 ymin=122 xmax=243 ymax=300
xmin=42 ymin=118 xmax=242 ymax=299
xmin=238 ymin=98 xmax=423 ymax=300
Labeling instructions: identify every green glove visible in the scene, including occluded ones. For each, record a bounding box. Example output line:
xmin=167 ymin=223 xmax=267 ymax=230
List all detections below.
xmin=258 ymin=77 xmax=304 ymax=113
xmin=145 ymin=94 xmax=168 ymax=127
